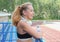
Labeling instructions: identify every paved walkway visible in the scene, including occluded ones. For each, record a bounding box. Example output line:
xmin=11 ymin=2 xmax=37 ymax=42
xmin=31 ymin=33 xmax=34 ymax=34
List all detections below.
xmin=33 ymin=21 xmax=60 ymax=42
xmin=40 ymin=25 xmax=60 ymax=42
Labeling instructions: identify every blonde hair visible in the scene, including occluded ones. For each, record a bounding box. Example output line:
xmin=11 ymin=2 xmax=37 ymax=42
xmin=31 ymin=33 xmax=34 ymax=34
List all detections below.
xmin=12 ymin=2 xmax=32 ymax=26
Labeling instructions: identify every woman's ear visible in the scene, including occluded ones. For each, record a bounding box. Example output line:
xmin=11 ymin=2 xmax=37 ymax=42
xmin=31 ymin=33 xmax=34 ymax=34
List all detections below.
xmin=23 ymin=10 xmax=27 ymax=16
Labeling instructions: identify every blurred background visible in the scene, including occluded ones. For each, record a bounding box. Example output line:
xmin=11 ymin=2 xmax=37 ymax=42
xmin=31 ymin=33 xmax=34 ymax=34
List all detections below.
xmin=0 ymin=0 xmax=60 ymax=20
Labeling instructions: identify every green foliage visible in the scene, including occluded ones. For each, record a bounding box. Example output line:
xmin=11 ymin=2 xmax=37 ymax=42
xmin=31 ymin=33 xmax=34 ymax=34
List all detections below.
xmin=0 ymin=0 xmax=60 ymax=20
xmin=0 ymin=0 xmax=15 ymax=12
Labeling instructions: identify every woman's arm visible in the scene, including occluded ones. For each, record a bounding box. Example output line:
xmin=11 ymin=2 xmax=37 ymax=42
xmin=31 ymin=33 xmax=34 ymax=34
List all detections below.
xmin=18 ymin=21 xmax=41 ymax=39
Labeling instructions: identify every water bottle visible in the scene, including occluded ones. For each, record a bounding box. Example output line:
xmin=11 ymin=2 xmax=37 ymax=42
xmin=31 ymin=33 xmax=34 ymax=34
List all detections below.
xmin=35 ymin=25 xmax=45 ymax=42
xmin=36 ymin=25 xmax=40 ymax=32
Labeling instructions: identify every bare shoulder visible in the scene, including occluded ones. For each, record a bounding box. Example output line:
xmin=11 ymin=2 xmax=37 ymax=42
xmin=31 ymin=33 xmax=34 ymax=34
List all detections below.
xmin=18 ymin=20 xmax=27 ymax=25
xmin=18 ymin=20 xmax=28 ymax=28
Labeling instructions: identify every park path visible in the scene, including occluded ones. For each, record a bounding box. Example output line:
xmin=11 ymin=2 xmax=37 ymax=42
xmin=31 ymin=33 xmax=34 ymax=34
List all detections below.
xmin=33 ymin=21 xmax=60 ymax=42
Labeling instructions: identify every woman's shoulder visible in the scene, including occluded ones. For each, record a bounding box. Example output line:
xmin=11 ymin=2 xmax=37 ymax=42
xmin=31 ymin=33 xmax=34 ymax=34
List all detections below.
xmin=18 ymin=19 xmax=27 ymax=26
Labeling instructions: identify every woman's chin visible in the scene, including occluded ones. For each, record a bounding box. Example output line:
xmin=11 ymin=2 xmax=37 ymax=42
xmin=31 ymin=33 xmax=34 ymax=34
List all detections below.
xmin=30 ymin=17 xmax=33 ymax=20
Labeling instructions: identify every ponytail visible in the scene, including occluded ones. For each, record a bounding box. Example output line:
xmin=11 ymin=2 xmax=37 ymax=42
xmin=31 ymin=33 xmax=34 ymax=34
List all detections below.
xmin=12 ymin=6 xmax=21 ymax=26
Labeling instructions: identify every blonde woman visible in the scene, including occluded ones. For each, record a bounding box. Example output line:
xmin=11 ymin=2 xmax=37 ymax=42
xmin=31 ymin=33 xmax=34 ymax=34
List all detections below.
xmin=12 ymin=2 xmax=41 ymax=42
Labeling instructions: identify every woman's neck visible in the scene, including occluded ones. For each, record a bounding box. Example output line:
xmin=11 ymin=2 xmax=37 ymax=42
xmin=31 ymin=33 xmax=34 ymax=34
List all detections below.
xmin=21 ymin=16 xmax=32 ymax=25
xmin=23 ymin=16 xmax=30 ymax=21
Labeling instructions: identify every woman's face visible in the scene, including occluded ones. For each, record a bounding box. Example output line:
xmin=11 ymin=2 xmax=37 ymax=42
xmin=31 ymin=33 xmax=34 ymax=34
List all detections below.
xmin=23 ymin=5 xmax=34 ymax=20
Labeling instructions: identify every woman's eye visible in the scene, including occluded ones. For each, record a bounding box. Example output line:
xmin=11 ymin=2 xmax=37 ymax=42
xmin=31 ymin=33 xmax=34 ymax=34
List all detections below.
xmin=31 ymin=10 xmax=34 ymax=12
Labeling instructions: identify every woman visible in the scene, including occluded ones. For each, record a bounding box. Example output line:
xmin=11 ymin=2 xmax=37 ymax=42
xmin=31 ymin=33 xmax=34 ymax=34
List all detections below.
xmin=12 ymin=2 xmax=41 ymax=42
